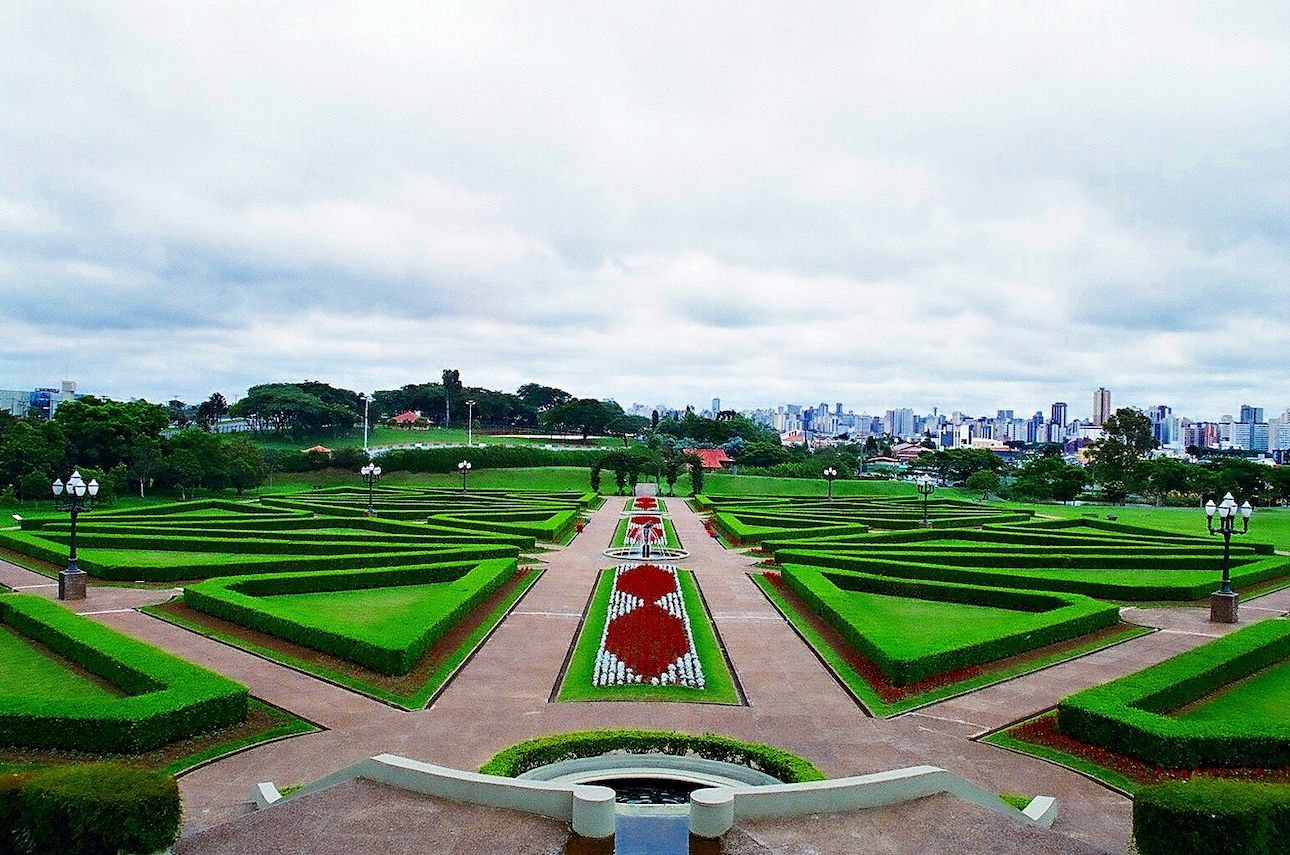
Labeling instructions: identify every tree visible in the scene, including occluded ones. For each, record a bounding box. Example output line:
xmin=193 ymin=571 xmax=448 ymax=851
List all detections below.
xmin=196 ymin=392 xmax=229 ymax=430
xmin=167 ymin=400 xmax=189 ymax=428
xmin=127 ymin=438 xmax=162 ymax=498
xmin=0 ymin=419 xmax=67 ymax=493
xmin=687 ymin=453 xmax=705 ymax=496
xmin=53 ymin=398 xmax=170 ymax=471
xmin=662 ymin=451 xmax=683 ymax=496
xmin=1086 ymin=408 xmax=1159 ymax=503
xmin=515 ymin=383 xmax=572 ymax=412
xmin=164 ymin=449 xmax=202 ymax=500
xmin=231 ymin=383 xmax=357 ymax=436
xmin=1010 ymin=455 xmax=1086 ymax=502
xmin=541 ymin=399 xmax=624 ymax=442
xmin=651 ymin=409 xmax=660 ymax=430
xmin=222 ymin=436 xmax=269 ymax=495
xmin=965 ymin=469 xmax=1001 ymax=499
xmin=1139 ymin=457 xmax=1193 ymax=506
xmin=589 ymin=464 xmax=602 ymax=494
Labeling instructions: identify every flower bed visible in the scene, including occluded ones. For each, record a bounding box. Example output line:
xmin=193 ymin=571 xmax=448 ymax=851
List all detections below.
xmin=593 ymin=564 xmax=704 ymax=689
xmin=629 ymin=497 xmax=663 ymax=513
xmin=558 ymin=566 xmax=739 ymax=704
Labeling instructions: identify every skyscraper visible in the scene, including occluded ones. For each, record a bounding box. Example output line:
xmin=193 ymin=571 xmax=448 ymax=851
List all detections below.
xmin=1239 ymin=404 xmax=1264 ymax=424
xmin=711 ymin=398 xmax=721 ymax=414
xmin=1093 ymin=388 xmax=1111 ymax=425
xmin=1051 ymin=402 xmax=1068 ymax=427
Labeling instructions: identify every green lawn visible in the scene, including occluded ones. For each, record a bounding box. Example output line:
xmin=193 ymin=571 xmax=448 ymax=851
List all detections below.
xmin=824 ymin=588 xmax=1057 ymax=659
xmin=259 ymin=582 xmax=472 ymax=640
xmin=1176 ymin=660 xmax=1290 ymax=725
xmin=0 ymin=625 xmax=122 ymax=702
xmin=558 ymin=568 xmax=739 ymax=704
xmin=1019 ymin=503 xmax=1290 ymax=553
xmin=702 ymin=474 xmax=918 ymax=498
xmin=753 ymin=574 xmax=1148 ymax=717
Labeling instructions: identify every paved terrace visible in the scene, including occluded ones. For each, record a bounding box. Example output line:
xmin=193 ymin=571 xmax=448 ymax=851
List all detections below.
xmin=4 ymin=498 xmax=1287 ymax=852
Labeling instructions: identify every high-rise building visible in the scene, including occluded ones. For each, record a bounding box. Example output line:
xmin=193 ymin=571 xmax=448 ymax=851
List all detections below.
xmin=711 ymin=398 xmax=721 ymax=414
xmin=1239 ymin=404 xmax=1264 ymax=425
xmin=1050 ymin=402 xmax=1068 ymax=427
xmin=1093 ymin=388 xmax=1111 ymax=425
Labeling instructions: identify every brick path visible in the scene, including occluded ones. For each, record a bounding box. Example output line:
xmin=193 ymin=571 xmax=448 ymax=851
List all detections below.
xmin=8 ymin=503 xmax=1289 ymax=852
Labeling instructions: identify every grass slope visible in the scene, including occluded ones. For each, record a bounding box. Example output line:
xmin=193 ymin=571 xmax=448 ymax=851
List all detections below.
xmin=0 ymin=625 xmax=122 ymax=702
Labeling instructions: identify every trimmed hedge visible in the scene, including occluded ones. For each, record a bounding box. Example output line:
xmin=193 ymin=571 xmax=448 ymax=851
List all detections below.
xmin=1134 ymin=778 xmax=1290 ymax=855
xmin=184 ymin=559 xmax=519 ymax=675
xmin=11 ymin=763 xmax=180 ymax=855
xmin=1058 ymin=619 xmax=1290 ymax=768
xmin=0 ymin=595 xmax=248 ymax=754
xmin=376 ymin=445 xmax=603 ymax=472
xmin=772 ymin=548 xmax=1289 ymax=602
xmin=479 ymin=729 xmax=825 ymax=783
xmin=783 ymin=564 xmax=1119 ymax=685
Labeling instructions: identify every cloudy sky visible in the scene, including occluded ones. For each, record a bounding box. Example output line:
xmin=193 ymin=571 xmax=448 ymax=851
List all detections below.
xmin=2 ymin=2 xmax=1287 ymax=418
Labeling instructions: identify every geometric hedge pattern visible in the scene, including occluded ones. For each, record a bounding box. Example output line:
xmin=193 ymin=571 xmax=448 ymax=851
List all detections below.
xmin=0 ymin=487 xmax=592 ymax=582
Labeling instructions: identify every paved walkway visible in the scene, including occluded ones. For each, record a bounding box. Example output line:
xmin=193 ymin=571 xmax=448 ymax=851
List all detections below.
xmin=9 ymin=501 xmax=1289 ymax=852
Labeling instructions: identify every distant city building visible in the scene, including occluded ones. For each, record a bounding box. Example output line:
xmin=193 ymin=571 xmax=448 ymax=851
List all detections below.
xmin=1050 ymin=401 xmax=1068 ymax=427
xmin=711 ymin=397 xmax=720 ymax=414
xmin=0 ymin=380 xmax=79 ymax=418
xmin=1093 ymin=388 xmax=1111 ymax=425
xmin=1240 ymin=404 xmax=1264 ymax=425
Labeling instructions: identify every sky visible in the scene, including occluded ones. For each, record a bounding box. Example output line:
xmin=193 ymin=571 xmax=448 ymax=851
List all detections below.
xmin=1 ymin=2 xmax=1288 ymax=420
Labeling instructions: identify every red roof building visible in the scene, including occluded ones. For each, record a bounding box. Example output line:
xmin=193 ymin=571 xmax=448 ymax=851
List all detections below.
xmin=392 ymin=410 xmax=421 ymax=426
xmin=690 ymin=448 xmax=733 ymax=470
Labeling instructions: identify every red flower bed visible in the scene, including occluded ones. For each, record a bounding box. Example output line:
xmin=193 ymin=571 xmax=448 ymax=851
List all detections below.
xmin=1009 ymin=713 xmax=1290 ymax=787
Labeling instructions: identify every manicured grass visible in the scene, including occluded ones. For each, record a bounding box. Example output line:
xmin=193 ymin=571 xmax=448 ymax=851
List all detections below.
xmin=1024 ymin=503 xmax=1290 ymax=553
xmin=753 ymin=573 xmax=1150 ymax=717
xmin=1176 ymin=660 xmax=1290 ymax=726
xmin=822 ymin=587 xmax=1059 ymax=659
xmin=558 ymin=568 xmax=740 ymax=705
xmin=143 ymin=568 xmax=543 ymax=710
xmin=256 ymin=581 xmax=484 ymax=640
xmin=0 ymin=625 xmax=122 ymax=702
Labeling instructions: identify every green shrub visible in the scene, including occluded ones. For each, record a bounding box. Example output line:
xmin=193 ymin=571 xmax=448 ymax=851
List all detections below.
xmin=1058 ymin=620 xmax=1290 ymax=768
xmin=14 ymin=763 xmax=180 ymax=855
xmin=184 ymin=559 xmax=518 ymax=674
xmin=0 ymin=595 xmax=248 ymax=754
xmin=1134 ymin=778 xmax=1290 ymax=855
xmin=479 ymin=730 xmax=824 ymax=783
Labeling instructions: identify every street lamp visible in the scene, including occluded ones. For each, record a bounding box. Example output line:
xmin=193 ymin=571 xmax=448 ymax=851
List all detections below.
xmin=916 ymin=475 xmax=936 ymax=528
xmin=466 ymin=400 xmax=477 ymax=447
xmin=823 ymin=467 xmax=838 ymax=501
xmin=360 ymin=462 xmax=382 ymax=516
xmin=51 ymin=470 xmax=98 ymax=600
xmin=360 ymin=393 xmax=370 ymax=454
xmin=1205 ymin=492 xmax=1253 ymax=623
xmin=458 ymin=459 xmax=472 ymax=493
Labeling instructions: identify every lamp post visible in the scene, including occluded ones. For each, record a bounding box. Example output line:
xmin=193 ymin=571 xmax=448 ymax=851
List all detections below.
xmin=466 ymin=400 xmax=476 ymax=447
xmin=360 ymin=462 xmax=382 ymax=516
xmin=823 ymin=467 xmax=838 ymax=501
xmin=1205 ymin=492 xmax=1253 ymax=623
xmin=361 ymin=393 xmax=369 ymax=454
xmin=52 ymin=470 xmax=98 ymax=600
xmin=458 ymin=459 xmax=472 ymax=493
xmin=916 ymin=475 xmax=936 ymax=528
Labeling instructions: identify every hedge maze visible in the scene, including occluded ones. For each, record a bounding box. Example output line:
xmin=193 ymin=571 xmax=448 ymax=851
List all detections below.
xmin=989 ymin=619 xmax=1290 ymax=789
xmin=0 ymin=487 xmax=591 ymax=583
xmin=0 ymin=595 xmax=248 ymax=755
xmin=697 ymin=494 xmax=1034 ymax=545
xmin=721 ymin=495 xmax=1290 ymax=716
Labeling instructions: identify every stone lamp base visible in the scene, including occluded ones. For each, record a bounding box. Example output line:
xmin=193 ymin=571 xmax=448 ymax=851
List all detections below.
xmin=1210 ymin=591 xmax=1239 ymax=624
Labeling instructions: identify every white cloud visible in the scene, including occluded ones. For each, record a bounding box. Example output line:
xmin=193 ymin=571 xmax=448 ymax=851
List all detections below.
xmin=0 ymin=2 xmax=1287 ymax=416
